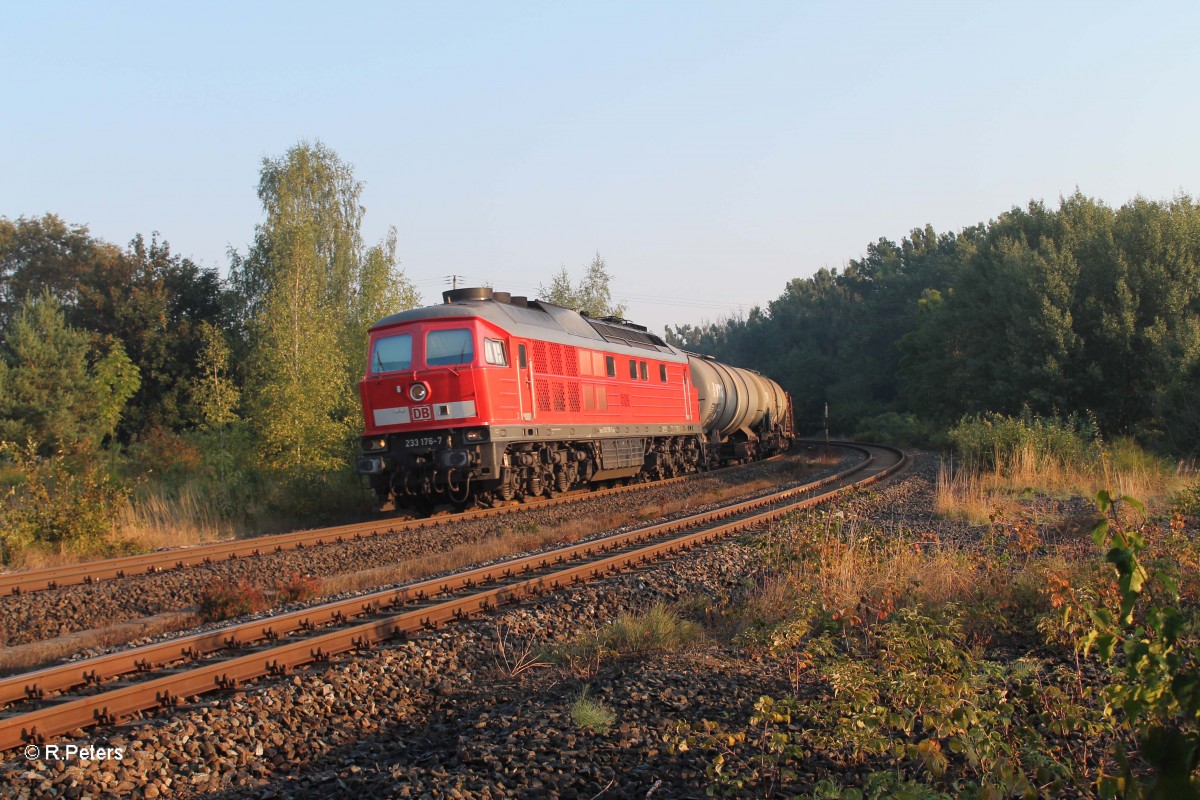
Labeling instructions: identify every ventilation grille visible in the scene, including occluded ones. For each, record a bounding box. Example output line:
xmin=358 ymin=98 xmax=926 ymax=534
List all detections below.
xmin=561 ymin=345 xmax=579 ymax=376
xmin=532 ymin=341 xmax=550 ymax=373
xmin=530 ymin=341 xmax=580 ymax=376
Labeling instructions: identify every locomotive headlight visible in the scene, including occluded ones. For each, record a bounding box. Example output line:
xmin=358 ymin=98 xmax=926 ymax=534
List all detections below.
xmin=409 ymin=382 xmax=429 ymax=402
xmin=464 ymin=429 xmax=484 ymax=442
xmin=362 ymin=437 xmax=387 ymax=453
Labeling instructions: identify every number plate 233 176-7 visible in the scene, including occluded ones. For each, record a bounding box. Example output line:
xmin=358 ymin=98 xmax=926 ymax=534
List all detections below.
xmin=404 ymin=436 xmax=442 ymax=449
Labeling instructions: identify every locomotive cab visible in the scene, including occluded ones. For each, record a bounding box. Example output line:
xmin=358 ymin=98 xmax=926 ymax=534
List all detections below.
xmin=357 ymin=314 xmax=510 ymax=507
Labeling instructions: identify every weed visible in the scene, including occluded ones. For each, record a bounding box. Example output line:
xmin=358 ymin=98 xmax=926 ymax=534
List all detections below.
xmin=1081 ymin=490 xmax=1200 ymax=797
xmin=273 ymin=572 xmax=321 ymax=603
xmin=598 ymin=603 xmax=704 ymax=655
xmin=197 ymin=579 xmax=269 ymax=622
xmin=545 ymin=639 xmax=608 ymax=677
xmin=0 ymin=441 xmax=131 ymax=565
xmin=547 ymin=604 xmax=704 ymax=676
xmin=570 ymin=686 xmax=615 ymax=733
xmin=491 ymin=623 xmax=551 ymax=678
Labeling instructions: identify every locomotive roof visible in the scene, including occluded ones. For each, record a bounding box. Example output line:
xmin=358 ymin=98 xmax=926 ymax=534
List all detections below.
xmin=371 ymin=296 xmax=687 ymax=361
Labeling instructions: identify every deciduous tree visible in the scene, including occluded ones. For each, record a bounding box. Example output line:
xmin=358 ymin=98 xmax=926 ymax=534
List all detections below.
xmin=237 ymin=140 xmax=418 ymax=472
xmin=539 ymin=252 xmax=626 ymax=317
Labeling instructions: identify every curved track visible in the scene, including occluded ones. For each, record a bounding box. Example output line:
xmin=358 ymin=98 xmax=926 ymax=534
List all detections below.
xmin=0 ymin=442 xmax=906 ymax=751
xmin=0 ymin=461 xmax=773 ymax=597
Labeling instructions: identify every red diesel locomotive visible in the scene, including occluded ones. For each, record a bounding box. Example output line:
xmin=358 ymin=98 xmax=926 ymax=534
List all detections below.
xmin=357 ymin=287 xmax=793 ymax=510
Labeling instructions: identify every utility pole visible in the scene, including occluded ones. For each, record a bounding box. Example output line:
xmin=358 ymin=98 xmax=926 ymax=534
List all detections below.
xmin=445 ymin=274 xmax=462 ymax=290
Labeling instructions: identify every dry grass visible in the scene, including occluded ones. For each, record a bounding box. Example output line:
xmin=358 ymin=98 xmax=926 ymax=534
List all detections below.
xmin=780 ymin=514 xmax=976 ymax=622
xmin=0 ymin=611 xmax=200 ymax=676
xmin=935 ymin=461 xmax=1020 ymax=525
xmin=119 ymin=486 xmax=239 ymax=552
xmin=936 ymin=439 xmax=1197 ymax=524
xmin=490 ymin=623 xmax=552 ymax=678
xmin=0 ymin=459 xmax=822 ymax=676
xmin=728 ymin=512 xmax=1001 ymax=653
xmin=1 ymin=487 xmax=241 ymax=572
xmin=3 ymin=456 xmax=818 ymax=575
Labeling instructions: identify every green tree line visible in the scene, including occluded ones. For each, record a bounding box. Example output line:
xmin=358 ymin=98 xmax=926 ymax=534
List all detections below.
xmin=0 ymin=141 xmax=420 ymax=561
xmin=668 ymin=192 xmax=1200 ymax=455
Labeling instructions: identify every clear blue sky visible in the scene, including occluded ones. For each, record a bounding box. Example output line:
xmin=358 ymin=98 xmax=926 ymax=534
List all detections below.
xmin=3 ymin=1 xmax=1197 ymax=333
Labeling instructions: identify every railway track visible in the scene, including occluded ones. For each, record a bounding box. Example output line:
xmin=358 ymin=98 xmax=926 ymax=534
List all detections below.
xmin=0 ymin=442 xmax=906 ymax=751
xmin=0 ymin=460 xmax=777 ymax=597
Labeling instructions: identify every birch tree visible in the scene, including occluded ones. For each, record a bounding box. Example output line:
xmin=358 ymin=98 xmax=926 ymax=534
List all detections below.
xmin=238 ymin=141 xmax=417 ymax=472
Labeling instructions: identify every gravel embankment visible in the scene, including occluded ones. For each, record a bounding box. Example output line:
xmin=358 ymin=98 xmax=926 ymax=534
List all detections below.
xmin=3 ymin=520 xmax=779 ymax=798
xmin=0 ymin=455 xmax=837 ymax=648
xmin=2 ymin=450 xmax=927 ymax=799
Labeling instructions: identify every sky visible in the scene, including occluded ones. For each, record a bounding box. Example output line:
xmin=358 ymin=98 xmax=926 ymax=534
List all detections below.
xmin=3 ymin=1 xmax=1198 ymax=334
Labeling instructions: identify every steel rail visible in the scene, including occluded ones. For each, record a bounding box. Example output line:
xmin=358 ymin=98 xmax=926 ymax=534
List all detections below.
xmin=0 ymin=449 xmax=864 ymax=710
xmin=0 ymin=443 xmax=905 ymax=751
xmin=0 ymin=456 xmax=790 ymax=597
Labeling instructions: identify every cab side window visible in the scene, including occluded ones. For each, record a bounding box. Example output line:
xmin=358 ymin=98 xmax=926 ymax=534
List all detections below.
xmin=605 ymin=355 xmax=616 ymax=377
xmin=484 ymin=338 xmax=508 ymax=366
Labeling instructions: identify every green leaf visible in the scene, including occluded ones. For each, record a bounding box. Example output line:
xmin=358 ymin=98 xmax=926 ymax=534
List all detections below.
xmin=1119 ymin=596 xmax=1137 ymax=627
xmin=1119 ymin=495 xmax=1145 ymax=513
xmin=1096 ymin=633 xmax=1117 ymax=660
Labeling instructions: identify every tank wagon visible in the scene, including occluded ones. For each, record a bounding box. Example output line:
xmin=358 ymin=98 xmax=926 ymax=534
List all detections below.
xmin=357 ymin=287 xmax=793 ymax=510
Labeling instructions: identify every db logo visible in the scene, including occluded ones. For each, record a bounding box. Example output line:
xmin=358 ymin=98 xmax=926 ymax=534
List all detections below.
xmin=410 ymin=405 xmax=433 ymax=421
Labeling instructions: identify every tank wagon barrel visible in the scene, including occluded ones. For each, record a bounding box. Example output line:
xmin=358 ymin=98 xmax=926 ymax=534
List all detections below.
xmin=356 ymin=287 xmax=794 ymax=511
xmin=687 ymin=355 xmax=792 ymax=462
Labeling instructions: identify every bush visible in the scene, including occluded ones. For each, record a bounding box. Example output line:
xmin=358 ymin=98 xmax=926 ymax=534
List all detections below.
xmin=948 ymin=409 xmax=1102 ymax=472
xmin=269 ymin=463 xmax=370 ymax=522
xmin=198 ymin=579 xmax=269 ymax=621
xmin=0 ymin=440 xmax=130 ymax=564
xmin=124 ymin=426 xmax=203 ymax=490
xmin=274 ymin=572 xmax=321 ymax=603
xmin=1173 ymin=484 xmax=1200 ymax=518
xmin=1082 ymin=490 xmax=1200 ymax=796
xmin=853 ymin=412 xmax=945 ymax=449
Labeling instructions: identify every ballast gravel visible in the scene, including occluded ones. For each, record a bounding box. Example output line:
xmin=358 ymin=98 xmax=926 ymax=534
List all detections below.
xmin=0 ymin=455 xmax=827 ymax=648
xmin=0 ymin=448 xmax=946 ymax=799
